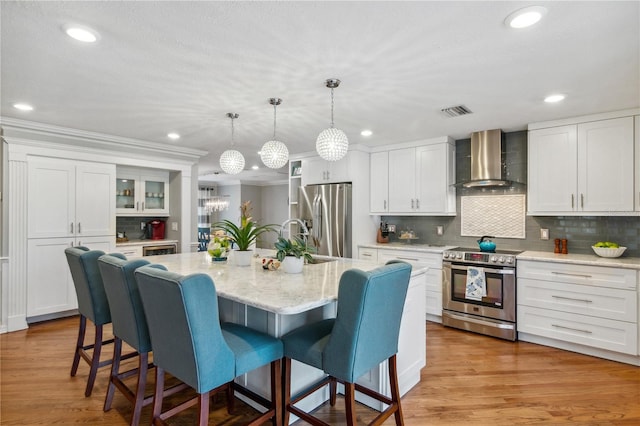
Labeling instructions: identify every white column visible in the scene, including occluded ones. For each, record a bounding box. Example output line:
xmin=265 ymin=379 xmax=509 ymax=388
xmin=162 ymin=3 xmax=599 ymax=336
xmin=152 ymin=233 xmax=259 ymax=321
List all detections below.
xmin=7 ymin=158 xmax=28 ymax=331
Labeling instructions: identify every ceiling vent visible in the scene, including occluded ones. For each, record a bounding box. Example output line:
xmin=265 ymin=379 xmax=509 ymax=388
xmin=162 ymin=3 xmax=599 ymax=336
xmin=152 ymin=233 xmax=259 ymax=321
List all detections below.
xmin=440 ymin=105 xmax=473 ymax=118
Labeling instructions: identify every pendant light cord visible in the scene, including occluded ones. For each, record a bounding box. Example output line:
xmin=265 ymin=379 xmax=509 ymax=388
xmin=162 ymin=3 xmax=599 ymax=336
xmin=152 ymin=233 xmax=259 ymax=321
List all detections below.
xmin=230 ymin=115 xmax=235 ymax=147
xmin=273 ymin=103 xmax=277 ymax=139
xmin=330 ymin=87 xmax=335 ymax=128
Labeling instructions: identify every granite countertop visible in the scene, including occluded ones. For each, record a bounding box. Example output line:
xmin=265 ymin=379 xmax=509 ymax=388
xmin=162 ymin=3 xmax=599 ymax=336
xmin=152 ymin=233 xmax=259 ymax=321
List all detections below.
xmin=145 ymin=250 xmax=427 ymax=315
xmin=358 ymin=242 xmax=457 ymax=253
xmin=518 ymin=250 xmax=640 ymax=270
xmin=116 ymin=239 xmax=179 ymax=247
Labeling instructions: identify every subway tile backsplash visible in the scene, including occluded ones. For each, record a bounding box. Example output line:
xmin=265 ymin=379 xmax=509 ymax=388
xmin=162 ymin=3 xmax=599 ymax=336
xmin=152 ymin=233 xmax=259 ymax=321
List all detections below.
xmin=116 ymin=216 xmax=166 ymax=240
xmin=382 ymin=132 xmax=639 ymax=257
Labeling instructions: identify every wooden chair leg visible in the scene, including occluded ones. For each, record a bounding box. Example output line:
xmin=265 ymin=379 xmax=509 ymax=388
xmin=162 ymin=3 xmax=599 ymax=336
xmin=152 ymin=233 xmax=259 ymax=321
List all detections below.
xmin=152 ymin=367 xmax=165 ymax=423
xmin=104 ymin=336 xmax=122 ymax=411
xmin=344 ymin=382 xmax=358 ymax=426
xmin=198 ymin=392 xmax=210 ymax=426
xmin=85 ymin=324 xmax=104 ymax=397
xmin=388 ymin=355 xmax=404 ymax=426
xmin=283 ymin=357 xmax=292 ymax=426
xmin=131 ymin=352 xmax=149 ymax=426
xmin=329 ymin=377 xmax=337 ymax=406
xmin=271 ymin=359 xmax=282 ymax=426
xmin=71 ymin=315 xmax=87 ymax=377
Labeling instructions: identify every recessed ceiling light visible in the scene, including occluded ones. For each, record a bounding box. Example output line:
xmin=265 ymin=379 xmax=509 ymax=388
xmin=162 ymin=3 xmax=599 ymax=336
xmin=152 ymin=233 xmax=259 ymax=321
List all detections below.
xmin=544 ymin=94 xmax=565 ymax=103
xmin=13 ymin=103 xmax=34 ymax=111
xmin=251 ymin=165 xmax=259 ymax=170
xmin=505 ymin=6 xmax=547 ymax=29
xmin=63 ymin=24 xmax=99 ymax=42
xmin=360 ymin=130 xmax=373 ymax=137
xmin=167 ymin=133 xmax=180 ymax=140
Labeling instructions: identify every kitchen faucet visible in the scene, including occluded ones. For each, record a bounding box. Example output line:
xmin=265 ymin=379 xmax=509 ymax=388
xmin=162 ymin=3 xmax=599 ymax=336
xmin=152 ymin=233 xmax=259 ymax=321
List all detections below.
xmin=279 ymin=218 xmax=310 ymax=243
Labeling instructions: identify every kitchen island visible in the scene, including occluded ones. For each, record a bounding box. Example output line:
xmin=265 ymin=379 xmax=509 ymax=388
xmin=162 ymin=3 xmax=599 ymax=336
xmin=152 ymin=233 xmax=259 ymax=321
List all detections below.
xmin=147 ymin=250 xmax=428 ymax=419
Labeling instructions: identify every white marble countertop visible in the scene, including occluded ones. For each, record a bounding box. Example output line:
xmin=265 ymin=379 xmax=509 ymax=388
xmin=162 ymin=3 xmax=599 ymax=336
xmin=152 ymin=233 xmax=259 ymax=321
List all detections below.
xmin=518 ymin=250 xmax=640 ymax=270
xmin=116 ymin=239 xmax=178 ymax=247
xmin=145 ymin=251 xmax=427 ymax=315
xmin=358 ymin=242 xmax=456 ymax=253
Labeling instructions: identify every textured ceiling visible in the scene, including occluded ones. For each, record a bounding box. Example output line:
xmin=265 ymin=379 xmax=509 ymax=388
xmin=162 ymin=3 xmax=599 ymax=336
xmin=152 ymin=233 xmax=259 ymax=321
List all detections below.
xmin=1 ymin=1 xmax=638 ymax=184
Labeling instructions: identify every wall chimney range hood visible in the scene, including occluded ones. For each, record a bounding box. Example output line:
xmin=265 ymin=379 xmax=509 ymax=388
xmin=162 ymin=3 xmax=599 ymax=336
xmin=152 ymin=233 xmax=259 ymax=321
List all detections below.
xmin=462 ymin=129 xmax=512 ymax=188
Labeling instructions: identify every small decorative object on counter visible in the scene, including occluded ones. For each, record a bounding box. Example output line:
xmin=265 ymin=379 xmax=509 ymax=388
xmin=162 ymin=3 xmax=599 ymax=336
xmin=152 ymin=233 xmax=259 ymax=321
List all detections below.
xmin=561 ymin=238 xmax=568 ymax=254
xmin=477 ymin=236 xmax=496 ymax=252
xmin=262 ymin=258 xmax=281 ymax=270
xmin=377 ymin=221 xmax=389 ymax=244
xmin=274 ymin=236 xmax=314 ymax=274
xmin=207 ymin=232 xmax=230 ymax=261
xmin=398 ymin=228 xmax=419 ymax=243
xmin=554 ymin=239 xmax=561 ymax=254
xmin=592 ymin=241 xmax=626 ymax=258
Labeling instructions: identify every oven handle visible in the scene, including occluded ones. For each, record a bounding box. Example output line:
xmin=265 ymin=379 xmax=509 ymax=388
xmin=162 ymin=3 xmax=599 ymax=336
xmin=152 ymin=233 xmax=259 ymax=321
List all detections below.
xmin=443 ymin=311 xmax=515 ymax=330
xmin=445 ymin=263 xmax=515 ymax=275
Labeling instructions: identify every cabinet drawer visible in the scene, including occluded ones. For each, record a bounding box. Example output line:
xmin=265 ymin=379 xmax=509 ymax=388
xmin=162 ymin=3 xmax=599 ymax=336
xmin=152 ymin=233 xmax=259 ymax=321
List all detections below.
xmin=377 ymin=249 xmax=442 ymax=268
xmin=424 ymin=268 xmax=442 ymax=292
xmin=519 ymin=278 xmax=636 ymax=322
xmin=518 ymin=260 xmax=637 ymax=290
xmin=425 ymin=289 xmax=442 ymax=316
xmin=116 ymin=245 xmax=143 ymax=259
xmin=518 ymin=305 xmax=638 ymax=355
xmin=358 ymin=247 xmax=378 ymax=262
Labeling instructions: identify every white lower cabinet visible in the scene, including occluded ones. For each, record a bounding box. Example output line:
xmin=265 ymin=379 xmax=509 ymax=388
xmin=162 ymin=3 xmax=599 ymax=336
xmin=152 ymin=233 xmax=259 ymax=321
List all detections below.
xmin=359 ymin=246 xmax=443 ymax=322
xmin=517 ymin=260 xmax=638 ymax=358
xmin=27 ymin=236 xmax=114 ymax=318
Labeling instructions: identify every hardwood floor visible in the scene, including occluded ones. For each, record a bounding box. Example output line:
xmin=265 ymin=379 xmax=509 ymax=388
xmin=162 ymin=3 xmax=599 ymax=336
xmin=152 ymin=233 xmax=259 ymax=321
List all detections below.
xmin=1 ymin=317 xmax=638 ymax=425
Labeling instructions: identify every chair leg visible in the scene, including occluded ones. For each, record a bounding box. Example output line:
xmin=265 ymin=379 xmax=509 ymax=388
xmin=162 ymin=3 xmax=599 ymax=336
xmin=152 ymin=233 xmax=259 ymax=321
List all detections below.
xmin=388 ymin=355 xmax=404 ymax=426
xmin=152 ymin=367 xmax=165 ymax=423
xmin=283 ymin=357 xmax=292 ymax=426
xmin=271 ymin=359 xmax=282 ymax=426
xmin=130 ymin=352 xmax=149 ymax=426
xmin=71 ymin=315 xmax=87 ymax=377
xmin=104 ymin=336 xmax=122 ymax=411
xmin=85 ymin=324 xmax=104 ymax=397
xmin=329 ymin=377 xmax=337 ymax=406
xmin=198 ymin=392 xmax=210 ymax=426
xmin=344 ymin=382 xmax=358 ymax=426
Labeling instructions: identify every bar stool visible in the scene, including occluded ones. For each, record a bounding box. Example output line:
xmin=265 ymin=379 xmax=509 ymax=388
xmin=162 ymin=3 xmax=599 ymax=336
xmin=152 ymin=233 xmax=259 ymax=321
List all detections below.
xmin=65 ymin=247 xmax=122 ymax=397
xmin=134 ymin=266 xmax=283 ymax=426
xmin=98 ymin=255 xmax=187 ymax=425
xmin=281 ymin=261 xmax=412 ymax=426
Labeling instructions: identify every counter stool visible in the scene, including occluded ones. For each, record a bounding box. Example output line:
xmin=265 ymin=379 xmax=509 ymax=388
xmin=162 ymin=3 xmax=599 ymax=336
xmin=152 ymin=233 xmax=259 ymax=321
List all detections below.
xmin=65 ymin=247 xmax=122 ymax=397
xmin=281 ymin=261 xmax=412 ymax=426
xmin=134 ymin=266 xmax=283 ymax=426
xmin=98 ymin=255 xmax=187 ymax=425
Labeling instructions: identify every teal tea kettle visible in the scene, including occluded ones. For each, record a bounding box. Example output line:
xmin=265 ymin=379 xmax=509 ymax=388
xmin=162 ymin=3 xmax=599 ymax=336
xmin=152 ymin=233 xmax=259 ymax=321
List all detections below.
xmin=477 ymin=236 xmax=496 ymax=252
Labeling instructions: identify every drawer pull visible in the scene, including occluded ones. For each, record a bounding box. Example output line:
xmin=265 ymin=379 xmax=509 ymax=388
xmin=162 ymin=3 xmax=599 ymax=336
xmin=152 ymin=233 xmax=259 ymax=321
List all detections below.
xmin=552 ymin=324 xmax=592 ymax=334
xmin=551 ymin=271 xmax=592 ymax=279
xmin=396 ymin=257 xmax=419 ymax=262
xmin=552 ymin=295 xmax=593 ymax=303
xmin=361 ymin=253 xmax=372 ymax=257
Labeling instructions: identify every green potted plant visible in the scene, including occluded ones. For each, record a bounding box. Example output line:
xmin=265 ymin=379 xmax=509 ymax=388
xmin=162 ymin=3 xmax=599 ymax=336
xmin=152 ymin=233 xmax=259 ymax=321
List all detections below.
xmin=274 ymin=236 xmax=314 ymax=273
xmin=212 ymin=201 xmax=276 ymax=266
xmin=207 ymin=232 xmax=230 ymax=261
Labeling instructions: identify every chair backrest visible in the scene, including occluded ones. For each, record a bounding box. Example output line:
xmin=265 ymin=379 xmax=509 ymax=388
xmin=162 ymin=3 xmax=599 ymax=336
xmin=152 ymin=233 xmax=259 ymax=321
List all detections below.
xmin=323 ymin=261 xmax=412 ymax=382
xmin=134 ymin=266 xmax=235 ymax=393
xmin=98 ymin=254 xmax=166 ymax=353
xmin=65 ymin=246 xmax=111 ymax=325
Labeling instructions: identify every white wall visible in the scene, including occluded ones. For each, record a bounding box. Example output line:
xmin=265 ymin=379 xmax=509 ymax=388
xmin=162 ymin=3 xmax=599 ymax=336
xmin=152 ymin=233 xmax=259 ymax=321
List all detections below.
xmin=259 ymin=183 xmax=288 ymax=249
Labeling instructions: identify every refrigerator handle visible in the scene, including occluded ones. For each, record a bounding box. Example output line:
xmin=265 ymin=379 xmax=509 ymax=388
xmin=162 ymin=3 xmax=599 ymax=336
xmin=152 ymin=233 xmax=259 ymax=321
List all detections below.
xmin=313 ymin=193 xmax=322 ymax=241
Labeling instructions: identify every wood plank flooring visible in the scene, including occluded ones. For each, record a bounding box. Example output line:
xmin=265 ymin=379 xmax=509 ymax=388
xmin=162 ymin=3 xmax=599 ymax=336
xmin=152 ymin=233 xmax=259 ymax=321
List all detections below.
xmin=1 ymin=317 xmax=639 ymax=425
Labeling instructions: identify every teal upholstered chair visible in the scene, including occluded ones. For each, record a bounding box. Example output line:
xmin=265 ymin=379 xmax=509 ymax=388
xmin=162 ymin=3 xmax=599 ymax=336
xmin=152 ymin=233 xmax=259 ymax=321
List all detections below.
xmin=65 ymin=246 xmax=125 ymax=397
xmin=282 ymin=261 xmax=412 ymax=426
xmin=134 ymin=266 xmax=283 ymax=426
xmin=98 ymin=255 xmax=187 ymax=426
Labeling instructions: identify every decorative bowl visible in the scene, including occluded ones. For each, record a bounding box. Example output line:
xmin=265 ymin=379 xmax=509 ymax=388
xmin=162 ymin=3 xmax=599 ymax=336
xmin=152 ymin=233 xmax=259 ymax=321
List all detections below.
xmin=592 ymin=246 xmax=626 ymax=258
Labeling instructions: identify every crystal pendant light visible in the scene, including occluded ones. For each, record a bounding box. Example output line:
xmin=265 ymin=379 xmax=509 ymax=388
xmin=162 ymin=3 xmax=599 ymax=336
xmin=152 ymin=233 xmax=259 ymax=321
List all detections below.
xmin=260 ymin=98 xmax=289 ymax=169
xmin=219 ymin=113 xmax=245 ymax=174
xmin=316 ymin=78 xmax=348 ymax=161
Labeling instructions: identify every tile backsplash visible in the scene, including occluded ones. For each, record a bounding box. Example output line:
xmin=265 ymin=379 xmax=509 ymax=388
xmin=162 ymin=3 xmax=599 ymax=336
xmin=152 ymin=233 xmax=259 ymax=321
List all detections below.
xmin=116 ymin=216 xmax=166 ymax=240
xmin=382 ymin=132 xmax=639 ymax=257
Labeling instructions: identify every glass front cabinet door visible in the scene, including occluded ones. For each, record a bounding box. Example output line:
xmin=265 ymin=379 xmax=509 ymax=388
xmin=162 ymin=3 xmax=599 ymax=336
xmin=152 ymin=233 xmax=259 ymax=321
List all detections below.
xmin=115 ymin=169 xmax=169 ymax=216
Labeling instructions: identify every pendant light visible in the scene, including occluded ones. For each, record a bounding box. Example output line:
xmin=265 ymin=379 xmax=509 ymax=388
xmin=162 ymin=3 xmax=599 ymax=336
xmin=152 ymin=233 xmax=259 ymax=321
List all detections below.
xmin=219 ymin=113 xmax=245 ymax=174
xmin=316 ymin=78 xmax=348 ymax=161
xmin=260 ymin=98 xmax=289 ymax=169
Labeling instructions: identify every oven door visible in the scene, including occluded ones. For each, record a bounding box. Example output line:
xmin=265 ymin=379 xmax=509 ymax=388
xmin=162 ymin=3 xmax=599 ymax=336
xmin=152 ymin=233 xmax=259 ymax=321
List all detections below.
xmin=443 ymin=262 xmax=516 ymax=323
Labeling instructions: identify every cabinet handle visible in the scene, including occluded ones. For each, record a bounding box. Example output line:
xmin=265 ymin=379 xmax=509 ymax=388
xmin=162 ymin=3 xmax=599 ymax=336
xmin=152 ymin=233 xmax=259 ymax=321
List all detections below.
xmin=571 ymin=194 xmax=574 ymax=209
xmin=78 ymin=222 xmax=81 ymax=234
xmin=361 ymin=253 xmax=372 ymax=257
xmin=396 ymin=256 xmax=419 ymax=262
xmin=551 ymin=324 xmax=592 ymax=334
xmin=411 ymin=199 xmax=414 ymax=209
xmin=581 ymin=193 xmax=584 ymax=209
xmin=136 ymin=201 xmax=139 ymax=211
xmin=384 ymin=200 xmax=387 ymax=210
xmin=416 ymin=199 xmax=420 ymax=209
xmin=551 ymin=271 xmax=592 ymax=279
xmin=70 ymin=222 xmax=74 ymax=234
xmin=551 ymin=295 xmax=593 ymax=303
xmin=326 ymin=171 xmax=330 ymax=180
xmin=142 ymin=202 xmax=145 ymax=211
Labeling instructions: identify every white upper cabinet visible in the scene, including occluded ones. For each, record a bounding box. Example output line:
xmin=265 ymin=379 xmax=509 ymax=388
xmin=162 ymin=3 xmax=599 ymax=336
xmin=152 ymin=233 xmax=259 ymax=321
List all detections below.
xmin=369 ymin=151 xmax=389 ymax=213
xmin=300 ymin=156 xmax=349 ymax=186
xmin=377 ymin=138 xmax=456 ymax=215
xmin=528 ymin=116 xmax=635 ymax=215
xmin=116 ymin=167 xmax=170 ymax=216
xmin=28 ymin=158 xmax=115 ymax=238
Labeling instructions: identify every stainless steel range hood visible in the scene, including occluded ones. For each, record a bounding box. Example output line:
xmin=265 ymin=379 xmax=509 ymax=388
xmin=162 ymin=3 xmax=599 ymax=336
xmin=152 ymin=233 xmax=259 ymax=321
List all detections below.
xmin=462 ymin=129 xmax=512 ymax=188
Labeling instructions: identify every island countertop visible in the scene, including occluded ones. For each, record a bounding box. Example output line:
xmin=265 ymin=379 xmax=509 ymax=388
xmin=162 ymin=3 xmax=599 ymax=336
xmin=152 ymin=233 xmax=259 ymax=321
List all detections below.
xmin=145 ymin=251 xmax=427 ymax=315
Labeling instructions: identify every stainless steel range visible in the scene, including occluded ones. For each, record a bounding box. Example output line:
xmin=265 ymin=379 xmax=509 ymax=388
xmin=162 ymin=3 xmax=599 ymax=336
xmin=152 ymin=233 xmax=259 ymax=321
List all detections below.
xmin=442 ymin=247 xmax=521 ymax=341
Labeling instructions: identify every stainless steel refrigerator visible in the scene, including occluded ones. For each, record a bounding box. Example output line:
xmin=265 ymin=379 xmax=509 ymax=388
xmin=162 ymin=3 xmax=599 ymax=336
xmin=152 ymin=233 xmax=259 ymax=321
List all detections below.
xmin=298 ymin=183 xmax=352 ymax=258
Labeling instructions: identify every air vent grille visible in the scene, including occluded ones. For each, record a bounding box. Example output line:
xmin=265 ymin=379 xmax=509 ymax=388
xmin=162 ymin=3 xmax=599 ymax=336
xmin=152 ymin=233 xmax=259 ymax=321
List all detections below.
xmin=440 ymin=105 xmax=473 ymax=117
